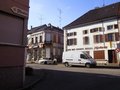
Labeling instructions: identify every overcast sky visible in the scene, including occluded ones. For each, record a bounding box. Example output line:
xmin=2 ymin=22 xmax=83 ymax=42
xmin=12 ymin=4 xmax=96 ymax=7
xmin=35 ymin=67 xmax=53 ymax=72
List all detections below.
xmin=28 ymin=0 xmax=120 ymax=29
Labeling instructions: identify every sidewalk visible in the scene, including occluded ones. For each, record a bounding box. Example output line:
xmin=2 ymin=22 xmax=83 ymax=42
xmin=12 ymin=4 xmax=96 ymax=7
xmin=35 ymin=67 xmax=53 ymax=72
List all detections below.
xmin=16 ymin=69 xmax=46 ymax=90
xmin=97 ymin=63 xmax=120 ymax=68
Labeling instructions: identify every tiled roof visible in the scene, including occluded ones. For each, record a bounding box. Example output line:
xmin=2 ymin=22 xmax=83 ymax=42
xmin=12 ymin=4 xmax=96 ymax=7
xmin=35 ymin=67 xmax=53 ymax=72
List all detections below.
xmin=64 ymin=2 xmax=120 ymax=29
xmin=28 ymin=24 xmax=63 ymax=34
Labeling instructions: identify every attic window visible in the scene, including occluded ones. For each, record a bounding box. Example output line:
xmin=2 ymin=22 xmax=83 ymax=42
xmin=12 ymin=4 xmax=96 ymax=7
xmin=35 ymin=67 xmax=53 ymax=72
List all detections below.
xmin=67 ymin=32 xmax=77 ymax=37
xmin=83 ymin=30 xmax=88 ymax=34
xmin=90 ymin=28 xmax=98 ymax=33
xmin=114 ymin=24 xmax=118 ymax=29
xmin=107 ymin=25 xmax=113 ymax=30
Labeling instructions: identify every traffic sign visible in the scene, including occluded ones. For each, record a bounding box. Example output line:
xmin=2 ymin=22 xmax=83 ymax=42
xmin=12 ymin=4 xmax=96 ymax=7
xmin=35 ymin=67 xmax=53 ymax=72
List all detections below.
xmin=115 ymin=48 xmax=120 ymax=53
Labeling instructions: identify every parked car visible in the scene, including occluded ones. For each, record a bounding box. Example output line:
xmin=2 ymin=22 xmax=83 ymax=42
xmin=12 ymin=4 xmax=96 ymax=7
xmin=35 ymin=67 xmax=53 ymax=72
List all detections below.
xmin=38 ymin=58 xmax=57 ymax=65
xmin=62 ymin=51 xmax=96 ymax=68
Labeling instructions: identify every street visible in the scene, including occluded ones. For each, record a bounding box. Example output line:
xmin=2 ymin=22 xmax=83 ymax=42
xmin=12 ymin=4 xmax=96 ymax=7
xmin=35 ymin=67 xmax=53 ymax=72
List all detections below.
xmin=26 ymin=64 xmax=120 ymax=90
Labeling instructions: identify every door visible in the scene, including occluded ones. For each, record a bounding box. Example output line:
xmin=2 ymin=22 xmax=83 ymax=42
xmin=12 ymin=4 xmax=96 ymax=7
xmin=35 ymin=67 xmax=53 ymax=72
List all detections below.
xmin=108 ymin=50 xmax=117 ymax=63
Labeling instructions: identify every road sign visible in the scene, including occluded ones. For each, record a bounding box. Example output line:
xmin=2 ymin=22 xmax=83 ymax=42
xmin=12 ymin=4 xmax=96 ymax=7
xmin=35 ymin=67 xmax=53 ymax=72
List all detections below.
xmin=115 ymin=48 xmax=120 ymax=53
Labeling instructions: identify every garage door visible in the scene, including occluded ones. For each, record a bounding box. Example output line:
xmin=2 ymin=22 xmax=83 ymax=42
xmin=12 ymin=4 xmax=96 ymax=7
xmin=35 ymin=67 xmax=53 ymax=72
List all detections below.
xmin=94 ymin=50 xmax=105 ymax=59
xmin=0 ymin=12 xmax=23 ymax=45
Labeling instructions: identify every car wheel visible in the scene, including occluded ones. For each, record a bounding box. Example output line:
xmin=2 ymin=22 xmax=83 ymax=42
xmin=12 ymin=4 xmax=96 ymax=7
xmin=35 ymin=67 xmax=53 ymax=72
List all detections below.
xmin=64 ymin=62 xmax=70 ymax=67
xmin=53 ymin=61 xmax=57 ymax=65
xmin=85 ymin=63 xmax=91 ymax=68
xmin=44 ymin=61 xmax=47 ymax=64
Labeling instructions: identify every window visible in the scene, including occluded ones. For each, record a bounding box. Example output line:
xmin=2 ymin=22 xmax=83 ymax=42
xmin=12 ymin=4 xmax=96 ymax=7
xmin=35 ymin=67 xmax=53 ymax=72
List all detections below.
xmin=45 ymin=33 xmax=51 ymax=41
xmin=105 ymin=33 xmax=116 ymax=42
xmin=67 ymin=32 xmax=77 ymax=37
xmin=35 ymin=37 xmax=38 ymax=43
xmin=67 ymin=38 xmax=77 ymax=45
xmin=114 ymin=24 xmax=118 ymax=29
xmin=73 ymin=38 xmax=77 ymax=45
xmin=60 ymin=36 xmax=63 ymax=44
xmin=83 ymin=36 xmax=89 ymax=45
xmin=94 ymin=35 xmax=103 ymax=43
xmin=90 ymin=28 xmax=98 ymax=33
xmin=107 ymin=25 xmax=113 ymax=30
xmin=115 ymin=33 xmax=119 ymax=41
xmin=31 ymin=38 xmax=34 ymax=44
xmin=53 ymin=34 xmax=56 ymax=43
xmin=39 ymin=36 xmax=42 ymax=43
xmin=58 ymin=34 xmax=61 ymax=43
xmin=99 ymin=27 xmax=102 ymax=32
xmin=74 ymin=32 xmax=77 ymax=36
xmin=108 ymin=34 xmax=113 ymax=41
xmin=83 ymin=30 xmax=88 ymax=34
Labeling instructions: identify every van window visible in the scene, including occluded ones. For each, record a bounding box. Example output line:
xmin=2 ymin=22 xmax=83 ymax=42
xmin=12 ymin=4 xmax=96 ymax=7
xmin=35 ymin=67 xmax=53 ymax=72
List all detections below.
xmin=80 ymin=54 xmax=87 ymax=59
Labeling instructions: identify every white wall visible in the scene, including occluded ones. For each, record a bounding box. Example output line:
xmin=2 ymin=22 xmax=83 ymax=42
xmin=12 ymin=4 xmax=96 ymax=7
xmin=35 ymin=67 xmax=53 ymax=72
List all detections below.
xmin=64 ymin=19 xmax=119 ymax=60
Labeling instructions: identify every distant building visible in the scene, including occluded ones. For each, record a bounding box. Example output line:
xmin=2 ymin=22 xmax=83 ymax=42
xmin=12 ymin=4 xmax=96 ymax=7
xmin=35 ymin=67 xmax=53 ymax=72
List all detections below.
xmin=27 ymin=24 xmax=63 ymax=62
xmin=64 ymin=2 xmax=120 ymax=64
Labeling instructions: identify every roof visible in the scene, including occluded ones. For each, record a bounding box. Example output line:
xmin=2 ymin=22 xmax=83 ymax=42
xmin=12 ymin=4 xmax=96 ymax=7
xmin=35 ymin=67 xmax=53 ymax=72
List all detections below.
xmin=64 ymin=2 xmax=120 ymax=29
xmin=28 ymin=24 xmax=63 ymax=34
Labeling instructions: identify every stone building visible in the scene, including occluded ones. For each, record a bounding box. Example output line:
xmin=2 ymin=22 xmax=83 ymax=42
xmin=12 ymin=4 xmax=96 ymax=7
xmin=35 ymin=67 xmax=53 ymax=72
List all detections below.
xmin=27 ymin=24 xmax=63 ymax=63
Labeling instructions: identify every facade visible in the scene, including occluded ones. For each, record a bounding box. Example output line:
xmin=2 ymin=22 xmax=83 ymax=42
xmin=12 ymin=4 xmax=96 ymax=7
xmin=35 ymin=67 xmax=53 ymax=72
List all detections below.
xmin=64 ymin=2 xmax=120 ymax=64
xmin=0 ymin=0 xmax=29 ymax=90
xmin=27 ymin=24 xmax=63 ymax=62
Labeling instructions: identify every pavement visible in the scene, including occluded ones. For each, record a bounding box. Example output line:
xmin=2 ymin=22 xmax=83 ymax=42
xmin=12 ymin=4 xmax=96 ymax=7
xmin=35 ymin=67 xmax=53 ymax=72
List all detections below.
xmin=16 ymin=69 xmax=46 ymax=90
xmin=16 ymin=63 xmax=120 ymax=90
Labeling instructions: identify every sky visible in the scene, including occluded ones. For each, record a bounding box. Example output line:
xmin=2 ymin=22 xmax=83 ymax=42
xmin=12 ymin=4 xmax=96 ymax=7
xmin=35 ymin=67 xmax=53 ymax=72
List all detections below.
xmin=28 ymin=0 xmax=120 ymax=29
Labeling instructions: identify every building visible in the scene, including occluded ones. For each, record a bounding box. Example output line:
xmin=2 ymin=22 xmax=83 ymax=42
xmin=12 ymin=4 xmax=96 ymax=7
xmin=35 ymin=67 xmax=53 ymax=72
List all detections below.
xmin=0 ymin=0 xmax=29 ymax=89
xmin=27 ymin=24 xmax=63 ymax=63
xmin=63 ymin=2 xmax=120 ymax=64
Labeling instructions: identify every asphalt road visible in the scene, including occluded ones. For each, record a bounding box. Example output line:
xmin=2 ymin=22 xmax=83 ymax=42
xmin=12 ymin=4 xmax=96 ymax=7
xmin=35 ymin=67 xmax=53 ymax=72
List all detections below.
xmin=27 ymin=64 xmax=120 ymax=90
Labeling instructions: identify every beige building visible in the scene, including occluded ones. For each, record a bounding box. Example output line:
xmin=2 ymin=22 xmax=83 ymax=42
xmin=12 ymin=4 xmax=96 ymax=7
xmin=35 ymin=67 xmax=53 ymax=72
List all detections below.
xmin=27 ymin=24 xmax=63 ymax=62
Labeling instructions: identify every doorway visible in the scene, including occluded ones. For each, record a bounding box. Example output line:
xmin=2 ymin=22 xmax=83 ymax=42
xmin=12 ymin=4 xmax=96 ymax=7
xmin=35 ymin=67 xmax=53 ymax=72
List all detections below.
xmin=108 ymin=50 xmax=117 ymax=63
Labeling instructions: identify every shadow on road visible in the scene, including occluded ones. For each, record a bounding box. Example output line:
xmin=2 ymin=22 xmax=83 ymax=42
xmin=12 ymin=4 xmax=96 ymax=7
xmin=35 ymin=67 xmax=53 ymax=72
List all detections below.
xmin=26 ymin=68 xmax=120 ymax=90
xmin=70 ymin=65 xmax=120 ymax=69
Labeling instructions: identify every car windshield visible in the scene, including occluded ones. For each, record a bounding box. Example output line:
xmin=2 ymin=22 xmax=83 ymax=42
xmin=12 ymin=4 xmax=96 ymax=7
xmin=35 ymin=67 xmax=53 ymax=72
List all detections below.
xmin=83 ymin=52 xmax=92 ymax=59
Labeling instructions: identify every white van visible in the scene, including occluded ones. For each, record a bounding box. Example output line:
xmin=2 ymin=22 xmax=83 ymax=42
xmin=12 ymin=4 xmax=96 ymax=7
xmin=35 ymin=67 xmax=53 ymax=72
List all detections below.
xmin=62 ymin=51 xmax=96 ymax=68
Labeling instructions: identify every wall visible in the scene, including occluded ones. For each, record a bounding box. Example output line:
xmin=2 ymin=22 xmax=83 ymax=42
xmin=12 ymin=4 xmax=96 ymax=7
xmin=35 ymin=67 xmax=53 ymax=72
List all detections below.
xmin=0 ymin=0 xmax=29 ymax=89
xmin=64 ymin=19 xmax=119 ymax=62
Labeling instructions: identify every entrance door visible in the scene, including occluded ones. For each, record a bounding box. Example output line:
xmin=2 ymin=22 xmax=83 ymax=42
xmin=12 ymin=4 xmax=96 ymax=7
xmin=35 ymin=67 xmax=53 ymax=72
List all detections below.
xmin=108 ymin=50 xmax=117 ymax=63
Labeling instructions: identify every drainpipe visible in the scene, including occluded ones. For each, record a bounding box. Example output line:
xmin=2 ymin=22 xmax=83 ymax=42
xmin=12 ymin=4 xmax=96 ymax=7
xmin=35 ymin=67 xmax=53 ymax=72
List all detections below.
xmin=64 ymin=29 xmax=67 ymax=52
xmin=117 ymin=3 xmax=120 ymax=66
xmin=102 ymin=20 xmax=105 ymax=48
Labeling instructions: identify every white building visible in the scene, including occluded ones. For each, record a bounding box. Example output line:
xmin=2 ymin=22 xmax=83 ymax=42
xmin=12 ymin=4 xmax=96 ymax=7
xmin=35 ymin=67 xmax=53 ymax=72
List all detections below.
xmin=64 ymin=2 xmax=120 ymax=64
xmin=27 ymin=24 xmax=63 ymax=62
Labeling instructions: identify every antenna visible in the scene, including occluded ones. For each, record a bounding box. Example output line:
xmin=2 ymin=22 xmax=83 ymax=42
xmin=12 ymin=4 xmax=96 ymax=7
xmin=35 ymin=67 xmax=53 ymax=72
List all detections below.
xmin=39 ymin=15 xmax=43 ymax=25
xmin=103 ymin=0 xmax=105 ymax=6
xmin=58 ymin=8 xmax=62 ymax=28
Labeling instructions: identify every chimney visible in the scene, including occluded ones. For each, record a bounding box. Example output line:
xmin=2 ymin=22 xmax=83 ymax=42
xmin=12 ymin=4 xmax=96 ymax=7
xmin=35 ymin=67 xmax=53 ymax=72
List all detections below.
xmin=31 ymin=26 xmax=33 ymax=29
